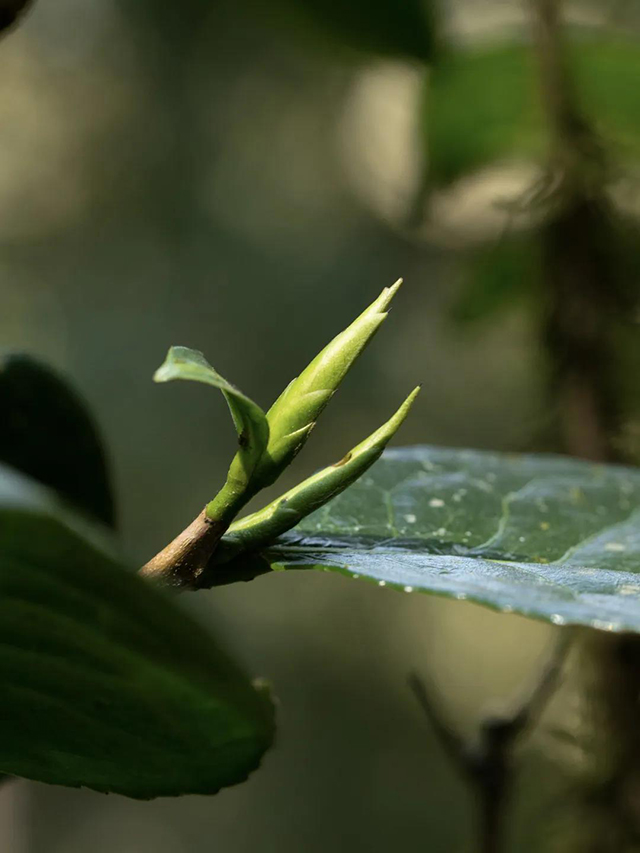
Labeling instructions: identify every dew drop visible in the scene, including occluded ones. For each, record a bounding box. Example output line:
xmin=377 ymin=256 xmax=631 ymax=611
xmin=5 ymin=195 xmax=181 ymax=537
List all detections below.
xmin=592 ymin=619 xmax=616 ymax=632
xmin=404 ymin=513 xmax=417 ymax=524
xmin=429 ymin=498 xmax=445 ymax=508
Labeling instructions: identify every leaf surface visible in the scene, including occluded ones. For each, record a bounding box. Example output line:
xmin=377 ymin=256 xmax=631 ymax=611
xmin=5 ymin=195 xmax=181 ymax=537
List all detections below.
xmin=0 ymin=464 xmax=274 ymax=798
xmin=260 ymin=447 xmax=640 ymax=633
xmin=0 ymin=355 xmax=115 ymax=527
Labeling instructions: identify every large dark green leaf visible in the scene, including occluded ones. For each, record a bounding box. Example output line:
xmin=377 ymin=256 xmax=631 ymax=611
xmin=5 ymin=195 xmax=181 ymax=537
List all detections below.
xmin=427 ymin=38 xmax=640 ymax=186
xmin=0 ymin=355 xmax=115 ymax=528
xmin=244 ymin=447 xmax=640 ymax=633
xmin=270 ymin=0 xmax=435 ymax=63
xmin=0 ymin=464 xmax=274 ymax=798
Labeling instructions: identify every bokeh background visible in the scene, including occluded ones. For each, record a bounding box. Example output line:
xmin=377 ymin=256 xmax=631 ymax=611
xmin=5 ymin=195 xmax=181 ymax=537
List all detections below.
xmin=2 ymin=0 xmax=640 ymax=849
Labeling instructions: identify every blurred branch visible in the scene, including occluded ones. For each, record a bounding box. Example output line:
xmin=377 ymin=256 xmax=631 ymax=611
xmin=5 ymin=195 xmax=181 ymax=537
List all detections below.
xmin=530 ymin=5 xmax=640 ymax=851
xmin=531 ymin=0 xmax=625 ymax=463
xmin=410 ymin=632 xmax=570 ymax=853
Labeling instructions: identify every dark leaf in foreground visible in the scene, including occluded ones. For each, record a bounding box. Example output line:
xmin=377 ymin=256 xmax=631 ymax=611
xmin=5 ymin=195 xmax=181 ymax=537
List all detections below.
xmin=0 ymin=464 xmax=274 ymax=798
xmin=0 ymin=355 xmax=115 ymax=527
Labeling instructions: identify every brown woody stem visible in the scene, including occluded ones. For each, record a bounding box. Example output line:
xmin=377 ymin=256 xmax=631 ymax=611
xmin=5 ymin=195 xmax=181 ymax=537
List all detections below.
xmin=139 ymin=509 xmax=225 ymax=589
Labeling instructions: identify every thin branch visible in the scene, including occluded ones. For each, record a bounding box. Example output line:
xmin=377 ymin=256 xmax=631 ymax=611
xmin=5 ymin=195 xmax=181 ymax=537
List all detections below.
xmin=408 ymin=672 xmax=468 ymax=774
xmin=410 ymin=633 xmax=571 ymax=853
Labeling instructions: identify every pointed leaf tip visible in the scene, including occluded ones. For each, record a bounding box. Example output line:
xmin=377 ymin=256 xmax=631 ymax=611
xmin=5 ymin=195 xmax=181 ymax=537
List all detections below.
xmin=373 ymin=278 xmax=403 ymax=314
xmin=256 ymin=281 xmax=406 ymax=488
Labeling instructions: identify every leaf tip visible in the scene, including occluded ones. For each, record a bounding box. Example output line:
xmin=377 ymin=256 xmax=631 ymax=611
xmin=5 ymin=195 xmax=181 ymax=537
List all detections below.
xmin=372 ymin=278 xmax=404 ymax=317
xmin=152 ymin=346 xmax=184 ymax=384
xmin=399 ymin=384 xmax=421 ymax=416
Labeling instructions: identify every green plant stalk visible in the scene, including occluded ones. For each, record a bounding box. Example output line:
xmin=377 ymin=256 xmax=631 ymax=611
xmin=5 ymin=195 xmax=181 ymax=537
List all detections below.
xmin=213 ymin=386 xmax=420 ymax=563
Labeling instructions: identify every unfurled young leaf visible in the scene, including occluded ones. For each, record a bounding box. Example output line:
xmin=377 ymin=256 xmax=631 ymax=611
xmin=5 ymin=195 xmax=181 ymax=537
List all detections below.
xmin=154 ymin=347 xmax=269 ymax=524
xmin=255 ymin=280 xmax=403 ymax=489
xmin=0 ymin=464 xmax=274 ymax=798
xmin=216 ymin=385 xmax=420 ymax=561
xmin=0 ymin=354 xmax=115 ymax=528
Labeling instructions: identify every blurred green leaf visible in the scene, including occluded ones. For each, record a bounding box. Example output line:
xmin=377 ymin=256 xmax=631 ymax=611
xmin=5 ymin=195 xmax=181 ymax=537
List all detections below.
xmin=224 ymin=446 xmax=640 ymax=633
xmin=0 ymin=0 xmax=33 ymax=34
xmin=427 ymin=44 xmax=543 ymax=186
xmin=427 ymin=38 xmax=640 ymax=186
xmin=0 ymin=464 xmax=274 ymax=798
xmin=154 ymin=346 xmax=269 ymax=523
xmin=0 ymin=355 xmax=115 ymax=528
xmin=451 ymin=237 xmax=540 ymax=324
xmin=271 ymin=0 xmax=435 ymax=62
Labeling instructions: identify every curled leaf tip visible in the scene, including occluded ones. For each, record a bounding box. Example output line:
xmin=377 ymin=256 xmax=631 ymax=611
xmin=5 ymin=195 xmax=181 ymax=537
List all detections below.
xmin=151 ymin=345 xmax=269 ymax=526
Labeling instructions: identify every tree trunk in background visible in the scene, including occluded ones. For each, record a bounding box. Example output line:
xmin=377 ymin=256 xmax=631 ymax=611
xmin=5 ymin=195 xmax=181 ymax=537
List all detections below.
xmin=532 ymin=2 xmax=640 ymax=851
